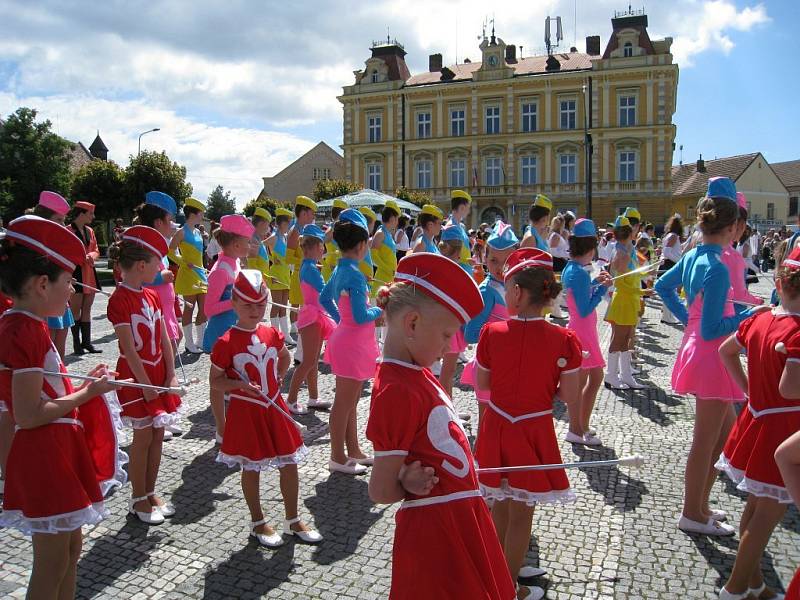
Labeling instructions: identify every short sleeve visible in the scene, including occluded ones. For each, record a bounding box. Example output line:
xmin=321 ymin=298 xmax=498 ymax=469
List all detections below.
xmin=560 ymin=329 xmax=583 ymax=374
xmin=366 ymin=383 xmax=424 ymax=456
xmin=106 ymin=292 xmax=129 ymax=327
xmin=475 ymin=325 xmax=493 ymax=371
xmin=263 ymin=323 xmax=285 ymax=352
xmin=4 ymin=322 xmax=49 ymax=373
xmin=786 ymin=329 xmax=800 ymax=363
xmin=735 ymin=313 xmax=758 ymax=348
xmin=210 ymin=336 xmax=231 ymax=372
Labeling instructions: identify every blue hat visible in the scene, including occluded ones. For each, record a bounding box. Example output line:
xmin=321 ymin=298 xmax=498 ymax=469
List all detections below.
xmin=145 ymin=191 xmax=177 ymax=216
xmin=339 ymin=208 xmax=369 ymax=232
xmin=301 ymin=224 xmax=325 ymax=242
xmin=706 ymin=176 xmax=737 ymax=202
xmin=441 ymin=223 xmax=463 ymax=242
xmin=487 ymin=221 xmax=519 ymax=250
xmin=572 ymin=218 xmax=597 ymax=238
xmin=613 ymin=215 xmax=631 ymax=228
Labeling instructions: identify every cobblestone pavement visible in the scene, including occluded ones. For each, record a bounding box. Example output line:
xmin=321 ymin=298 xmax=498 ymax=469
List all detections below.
xmin=1 ymin=279 xmax=798 ymax=599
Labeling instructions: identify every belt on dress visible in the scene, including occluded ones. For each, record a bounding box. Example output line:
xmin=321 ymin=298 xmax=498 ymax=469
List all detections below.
xmin=488 ymin=401 xmax=553 ymax=424
xmin=400 ymin=489 xmax=482 ymax=510
xmin=16 ymin=417 xmax=83 ymax=432
xmin=748 ymin=404 xmax=800 ymax=419
xmin=227 ymin=391 xmax=280 ymax=410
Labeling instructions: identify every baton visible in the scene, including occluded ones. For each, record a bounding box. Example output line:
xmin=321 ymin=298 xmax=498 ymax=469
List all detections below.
xmin=477 ymin=454 xmax=646 ymax=473
xmin=230 ymin=368 xmax=306 ymax=434
xmin=72 ymin=281 xmax=111 ymax=297
xmin=41 ymin=370 xmax=188 ymax=396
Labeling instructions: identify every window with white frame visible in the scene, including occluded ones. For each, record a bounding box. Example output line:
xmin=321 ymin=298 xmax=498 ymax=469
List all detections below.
xmin=415 ymin=159 xmax=432 ymax=189
xmin=618 ymin=150 xmax=636 ymax=181
xmin=521 ymin=101 xmax=537 ymax=133
xmin=312 ymin=167 xmax=331 ymax=181
xmin=623 ymin=42 xmax=633 ymax=58
xmin=485 ymin=105 xmax=501 ymax=134
xmin=366 ymin=162 xmax=382 ymax=190
xmin=619 ymin=95 xmax=636 ymax=127
xmin=520 ymin=155 xmax=538 ymax=185
xmin=416 ymin=111 xmax=432 ymax=138
xmin=450 ymin=107 xmax=465 ymax=136
xmin=371 ymin=70 xmax=380 ymax=83
xmin=485 ymin=156 xmax=503 ymax=186
xmin=560 ymin=99 xmax=576 ymax=130
xmin=559 ymin=153 xmax=577 ymax=183
xmin=367 ymin=114 xmax=382 ymax=143
xmin=449 ymin=158 xmax=466 ymax=188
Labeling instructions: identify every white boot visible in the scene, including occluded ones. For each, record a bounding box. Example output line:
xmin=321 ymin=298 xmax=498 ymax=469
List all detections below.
xmin=604 ymin=352 xmax=625 ymax=388
xmin=661 ymin=305 xmax=679 ymax=324
xmin=280 ymin=316 xmax=296 ymax=346
xmin=195 ymin=322 xmax=208 ymax=353
xmin=183 ymin=324 xmax=199 ymax=353
xmin=376 ymin=326 xmax=385 ymax=346
xmin=619 ymin=351 xmax=647 ymax=389
xmin=270 ymin=317 xmax=281 ymax=331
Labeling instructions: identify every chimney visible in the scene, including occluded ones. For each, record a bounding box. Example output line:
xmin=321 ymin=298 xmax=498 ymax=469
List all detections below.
xmin=570 ymin=46 xmax=578 ymax=53
xmin=585 ymin=35 xmax=601 ymax=55
xmin=505 ymin=44 xmax=517 ymax=63
xmin=697 ymin=155 xmax=706 ymax=173
xmin=545 ymin=55 xmax=561 ymax=71
xmin=429 ymin=53 xmax=442 ymax=72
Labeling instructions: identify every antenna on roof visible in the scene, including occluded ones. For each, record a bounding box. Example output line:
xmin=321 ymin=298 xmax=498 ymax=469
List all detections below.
xmin=545 ymin=16 xmax=563 ymax=55
xmin=679 ymin=144 xmax=684 ymax=165
xmin=387 ymin=27 xmax=390 ymax=45
xmin=478 ymin=16 xmax=487 ymax=41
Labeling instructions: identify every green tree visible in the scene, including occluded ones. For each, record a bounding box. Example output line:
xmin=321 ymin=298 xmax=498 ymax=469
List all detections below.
xmin=394 ymin=186 xmax=430 ymax=208
xmin=242 ymin=194 xmax=290 ymax=218
xmin=71 ymin=159 xmax=126 ymax=221
xmin=0 ymin=107 xmax=72 ymax=218
xmin=313 ymin=178 xmax=360 ymax=202
xmin=206 ymin=185 xmax=236 ymax=221
xmin=124 ymin=150 xmax=192 ymax=211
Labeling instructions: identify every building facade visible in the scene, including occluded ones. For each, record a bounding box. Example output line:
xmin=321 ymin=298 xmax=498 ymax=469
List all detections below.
xmin=259 ymin=141 xmax=344 ymax=203
xmin=339 ymin=11 xmax=678 ymax=229
xmin=772 ymin=160 xmax=800 ymax=225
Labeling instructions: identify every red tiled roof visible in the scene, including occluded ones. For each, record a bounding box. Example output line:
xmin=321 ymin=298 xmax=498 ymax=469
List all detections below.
xmin=671 ymin=153 xmax=760 ymax=197
xmin=405 ymin=52 xmax=593 ymax=86
xmin=771 ymin=160 xmax=800 ymax=190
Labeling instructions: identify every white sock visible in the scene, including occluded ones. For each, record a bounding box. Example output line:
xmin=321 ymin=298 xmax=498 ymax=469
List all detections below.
xmin=606 ymin=352 xmax=620 ymax=379
xmin=270 ymin=317 xmax=280 ymax=331
xmin=295 ymin=333 xmax=304 ymax=363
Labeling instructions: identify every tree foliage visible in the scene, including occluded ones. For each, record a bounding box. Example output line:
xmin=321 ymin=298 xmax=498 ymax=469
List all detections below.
xmin=0 ymin=107 xmax=72 ymax=219
xmin=394 ymin=186 xmax=430 ymax=208
xmin=71 ymin=159 xmax=126 ymax=221
xmin=242 ymin=194 xmax=290 ymax=218
xmin=124 ymin=150 xmax=192 ymax=212
xmin=206 ymin=185 xmax=237 ymax=222
xmin=313 ymin=178 xmax=360 ymax=202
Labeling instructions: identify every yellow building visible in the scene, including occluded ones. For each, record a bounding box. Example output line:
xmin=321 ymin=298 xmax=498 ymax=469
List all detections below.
xmin=339 ymin=10 xmax=678 ymax=229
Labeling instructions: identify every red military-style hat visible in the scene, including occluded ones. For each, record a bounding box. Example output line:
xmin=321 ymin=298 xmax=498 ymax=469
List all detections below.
xmin=233 ymin=269 xmax=269 ymax=303
xmin=4 ymin=215 xmax=85 ymax=272
xmin=121 ymin=225 xmax=169 ymax=260
xmin=75 ymin=201 xmax=95 ymax=212
xmin=503 ymin=248 xmax=554 ymax=282
xmin=783 ymin=246 xmax=800 ymax=270
xmin=394 ymin=252 xmax=483 ymax=324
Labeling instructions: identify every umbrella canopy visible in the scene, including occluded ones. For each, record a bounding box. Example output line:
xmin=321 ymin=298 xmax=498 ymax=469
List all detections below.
xmin=316 ymin=189 xmax=422 ymax=215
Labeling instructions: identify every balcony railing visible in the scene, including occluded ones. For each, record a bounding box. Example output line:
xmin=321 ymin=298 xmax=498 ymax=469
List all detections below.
xmin=399 ymin=180 xmax=665 ymax=200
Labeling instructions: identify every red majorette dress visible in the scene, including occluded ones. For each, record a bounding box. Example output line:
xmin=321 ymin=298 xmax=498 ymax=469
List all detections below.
xmin=0 ymin=290 xmax=13 ymax=413
xmin=107 ymin=284 xmax=182 ymax=429
xmin=0 ymin=310 xmax=126 ymax=534
xmin=366 ymin=359 xmax=516 ymax=600
xmin=475 ymin=316 xmax=582 ymax=505
xmin=211 ymin=323 xmax=307 ymax=470
xmin=715 ymin=309 xmax=800 ymax=503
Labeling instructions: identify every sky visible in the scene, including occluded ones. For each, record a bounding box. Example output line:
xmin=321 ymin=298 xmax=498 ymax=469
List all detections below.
xmin=0 ymin=0 xmax=796 ymax=210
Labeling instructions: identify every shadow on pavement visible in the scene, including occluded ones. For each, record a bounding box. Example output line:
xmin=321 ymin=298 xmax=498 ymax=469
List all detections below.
xmin=202 ymin=539 xmax=297 ymax=600
xmin=609 ymin=386 xmax=676 ymax=426
xmin=571 ymin=445 xmax=647 ymax=512
xmin=170 ymin=445 xmax=234 ymax=525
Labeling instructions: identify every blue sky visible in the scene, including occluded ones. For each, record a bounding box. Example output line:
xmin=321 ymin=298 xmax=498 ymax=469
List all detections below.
xmin=0 ymin=0 xmax=792 ymax=207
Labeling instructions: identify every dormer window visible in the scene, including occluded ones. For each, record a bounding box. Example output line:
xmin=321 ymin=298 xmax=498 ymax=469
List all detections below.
xmin=623 ymin=42 xmax=633 ymax=57
xmin=371 ymin=70 xmax=379 ymax=83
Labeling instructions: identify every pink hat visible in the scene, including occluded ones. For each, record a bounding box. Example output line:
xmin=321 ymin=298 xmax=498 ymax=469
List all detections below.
xmin=38 ymin=191 xmax=70 ymax=216
xmin=220 ymin=214 xmax=255 ymax=238
xmin=736 ymin=192 xmax=747 ymax=211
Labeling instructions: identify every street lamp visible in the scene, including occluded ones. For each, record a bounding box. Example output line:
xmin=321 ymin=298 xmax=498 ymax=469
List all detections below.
xmin=581 ymin=80 xmax=593 ymax=219
xmin=137 ymin=128 xmax=161 ymax=155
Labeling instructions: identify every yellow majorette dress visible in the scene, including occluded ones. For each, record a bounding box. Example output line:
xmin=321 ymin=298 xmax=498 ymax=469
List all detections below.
xmin=321 ymin=237 xmax=339 ymax=282
xmin=371 ymin=224 xmax=398 ymax=295
xmin=605 ymin=242 xmax=642 ymax=327
xmin=248 ymin=239 xmax=271 ymax=280
xmin=267 ymin=232 xmax=291 ymax=291
xmin=288 ymin=241 xmax=304 ymax=305
xmin=174 ymin=222 xmax=208 ymax=295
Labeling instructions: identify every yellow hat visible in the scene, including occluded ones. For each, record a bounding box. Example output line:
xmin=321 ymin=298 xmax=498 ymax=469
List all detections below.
xmin=253 ymin=207 xmax=273 ymax=222
xmin=185 ymin=197 xmax=206 ymax=212
xmin=359 ymin=206 xmax=377 ymax=221
xmin=420 ymin=204 xmax=444 ymax=219
xmin=614 ymin=215 xmax=631 ymax=228
xmin=624 ymin=207 xmax=641 ymax=220
xmin=383 ymin=200 xmax=400 ymax=215
xmin=332 ymin=198 xmax=348 ymax=210
xmin=451 ymin=189 xmax=472 ymax=203
xmin=276 ymin=207 xmax=294 ymax=218
xmin=295 ymin=195 xmax=317 ymax=211
xmin=533 ymin=194 xmax=552 ymax=211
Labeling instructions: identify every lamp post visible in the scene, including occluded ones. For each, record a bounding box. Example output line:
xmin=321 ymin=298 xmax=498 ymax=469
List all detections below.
xmin=582 ymin=80 xmax=593 ymax=219
xmin=137 ymin=128 xmax=161 ymax=155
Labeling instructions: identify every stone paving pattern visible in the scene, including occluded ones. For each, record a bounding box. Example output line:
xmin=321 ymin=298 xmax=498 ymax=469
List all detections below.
xmin=0 ymin=278 xmax=798 ymax=599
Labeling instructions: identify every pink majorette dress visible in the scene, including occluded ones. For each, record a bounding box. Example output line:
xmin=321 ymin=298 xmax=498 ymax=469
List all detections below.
xmin=366 ymin=359 xmax=516 ymax=600
xmin=211 ymin=323 xmax=307 ymax=470
xmin=475 ymin=316 xmax=581 ymax=505
xmin=715 ymin=309 xmax=800 ymax=503
xmin=296 ymin=259 xmax=335 ymax=339
xmin=0 ymin=310 xmax=126 ymax=534
xmin=107 ymin=284 xmax=182 ymax=428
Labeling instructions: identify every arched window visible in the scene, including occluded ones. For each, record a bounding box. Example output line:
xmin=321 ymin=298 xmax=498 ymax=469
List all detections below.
xmin=371 ymin=70 xmax=379 ymax=83
xmin=480 ymin=206 xmax=506 ymax=225
xmin=623 ymin=42 xmax=633 ymax=58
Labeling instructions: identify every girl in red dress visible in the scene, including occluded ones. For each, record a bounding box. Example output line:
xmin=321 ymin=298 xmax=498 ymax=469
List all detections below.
xmin=210 ymin=269 xmax=321 ymax=547
xmin=475 ymin=248 xmax=582 ymax=600
xmin=716 ymin=246 xmax=800 ymax=600
xmin=367 ymin=253 xmax=516 ymax=600
xmin=0 ymin=216 xmax=118 ymax=599
xmin=107 ymin=226 xmax=181 ymax=525
xmin=777 ymin=429 xmax=800 ymax=600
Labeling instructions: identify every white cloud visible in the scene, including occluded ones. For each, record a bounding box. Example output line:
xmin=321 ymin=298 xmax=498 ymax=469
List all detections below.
xmin=0 ymin=92 xmax=315 ymax=209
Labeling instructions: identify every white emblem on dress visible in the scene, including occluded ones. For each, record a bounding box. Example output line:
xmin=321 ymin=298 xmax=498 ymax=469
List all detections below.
xmin=426 ymin=386 xmax=470 ymax=478
xmin=232 ymin=334 xmax=279 ymax=392
xmin=130 ymin=298 xmax=162 ymax=356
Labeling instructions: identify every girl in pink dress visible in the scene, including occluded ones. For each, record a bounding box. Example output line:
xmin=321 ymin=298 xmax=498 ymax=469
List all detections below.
xmin=722 ymin=192 xmax=764 ymax=311
xmin=561 ymin=219 xmax=612 ymax=446
xmin=714 ymin=246 xmax=800 ymax=600
xmin=285 ymin=225 xmax=336 ymax=414
xmin=655 ymin=177 xmax=768 ymax=537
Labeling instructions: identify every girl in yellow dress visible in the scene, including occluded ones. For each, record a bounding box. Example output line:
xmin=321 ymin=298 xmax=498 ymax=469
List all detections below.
xmin=266 ymin=208 xmax=294 ymax=344
xmin=322 ymin=198 xmax=347 ymax=281
xmin=247 ymin=207 xmax=273 ymax=279
xmin=370 ymin=200 xmax=400 ymax=293
xmin=169 ymin=197 xmax=208 ymax=353
xmin=288 ymin=196 xmax=317 ymax=360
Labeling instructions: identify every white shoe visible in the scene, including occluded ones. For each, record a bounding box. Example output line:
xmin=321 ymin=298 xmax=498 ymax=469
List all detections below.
xmin=518 ymin=565 xmax=547 ymax=579
xmin=719 ymin=587 xmax=751 ymax=600
xmin=581 ymin=432 xmax=603 ymax=446
xmin=748 ymin=583 xmax=784 ymax=600
xmin=678 ymin=515 xmax=735 ymax=536
xmin=128 ymin=496 xmax=165 ymax=525
xmin=250 ymin=519 xmax=284 ymax=548
xmin=708 ymin=508 xmax=727 ymax=522
xmin=517 ymin=584 xmax=545 ymax=600
xmin=183 ymin=324 xmax=201 ymax=354
xmin=283 ymin=517 xmax=323 ymax=544
xmin=147 ymin=492 xmax=175 ymax=517
xmin=328 ymin=459 xmax=368 ymax=475
xmin=348 ymin=455 xmax=374 ymax=466
xmin=307 ymin=398 xmax=332 ymax=410
xmin=288 ymin=401 xmax=308 ymax=415
xmin=162 ymin=429 xmax=174 ymax=441
xmin=586 ymin=426 xmax=597 ymax=436
xmin=166 ymin=423 xmax=183 ymax=436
